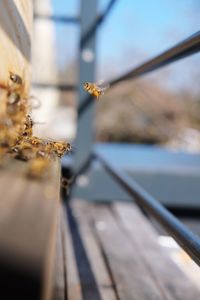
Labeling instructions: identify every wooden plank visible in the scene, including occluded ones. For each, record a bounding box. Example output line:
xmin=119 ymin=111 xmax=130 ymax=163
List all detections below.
xmin=0 ymin=0 xmax=32 ymax=95
xmin=114 ymin=202 xmax=200 ymax=300
xmin=62 ymin=203 xmax=83 ymax=300
xmin=71 ymin=200 xmax=117 ymax=300
xmin=0 ymin=159 xmax=60 ymax=300
xmin=53 ymin=206 xmax=65 ymax=300
xmin=0 ymin=173 xmax=28 ymax=221
xmin=65 ymin=201 xmax=103 ymax=300
xmin=87 ymin=202 xmax=166 ymax=300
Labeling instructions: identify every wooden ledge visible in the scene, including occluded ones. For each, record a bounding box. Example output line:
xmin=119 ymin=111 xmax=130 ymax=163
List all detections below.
xmin=0 ymin=158 xmax=61 ymax=300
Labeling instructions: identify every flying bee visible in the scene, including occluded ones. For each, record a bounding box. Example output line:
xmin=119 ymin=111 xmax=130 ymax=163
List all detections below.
xmin=83 ymin=80 xmax=110 ymax=99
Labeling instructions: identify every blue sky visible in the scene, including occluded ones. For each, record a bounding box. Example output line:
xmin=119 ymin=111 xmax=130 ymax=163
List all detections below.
xmin=51 ymin=0 xmax=199 ymax=92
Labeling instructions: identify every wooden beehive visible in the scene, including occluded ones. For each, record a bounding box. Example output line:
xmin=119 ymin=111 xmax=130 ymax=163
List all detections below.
xmin=0 ymin=0 xmax=32 ymax=95
xmin=0 ymin=3 xmax=61 ymax=300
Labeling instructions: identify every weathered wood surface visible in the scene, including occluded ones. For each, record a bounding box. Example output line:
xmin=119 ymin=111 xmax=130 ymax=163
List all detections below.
xmin=53 ymin=206 xmax=66 ymax=300
xmin=0 ymin=159 xmax=60 ymax=300
xmin=55 ymin=200 xmax=200 ymax=300
xmin=0 ymin=0 xmax=32 ymax=95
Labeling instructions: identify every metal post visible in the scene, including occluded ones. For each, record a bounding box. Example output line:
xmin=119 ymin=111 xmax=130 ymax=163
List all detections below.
xmin=74 ymin=0 xmax=97 ymax=172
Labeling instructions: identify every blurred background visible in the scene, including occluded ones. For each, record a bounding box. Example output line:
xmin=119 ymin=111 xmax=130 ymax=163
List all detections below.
xmin=30 ymin=0 xmax=200 ymax=283
xmin=32 ymin=0 xmax=200 ymax=152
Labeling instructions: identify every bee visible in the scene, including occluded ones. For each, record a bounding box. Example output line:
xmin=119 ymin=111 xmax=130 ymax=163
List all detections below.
xmin=27 ymin=157 xmax=51 ymax=179
xmin=83 ymin=80 xmax=110 ymax=99
xmin=11 ymin=139 xmax=37 ymax=161
xmin=6 ymin=93 xmax=21 ymax=115
xmin=0 ymin=71 xmax=73 ymax=176
xmin=0 ymin=118 xmax=21 ymax=149
xmin=25 ymin=137 xmax=72 ymax=158
xmin=6 ymin=72 xmax=28 ymax=118
xmin=51 ymin=141 xmax=72 ymax=157
xmin=61 ymin=176 xmax=74 ymax=195
xmin=28 ymin=136 xmax=43 ymax=147
xmin=35 ymin=139 xmax=72 ymax=158
xmin=28 ymin=95 xmax=41 ymax=110
xmin=22 ymin=114 xmax=33 ymax=137
xmin=7 ymin=92 xmax=20 ymax=105
xmin=9 ymin=72 xmax=23 ymax=86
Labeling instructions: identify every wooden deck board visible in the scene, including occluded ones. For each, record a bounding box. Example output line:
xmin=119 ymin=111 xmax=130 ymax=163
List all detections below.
xmin=65 ymin=201 xmax=103 ymax=300
xmin=53 ymin=207 xmax=66 ymax=300
xmin=113 ymin=202 xmax=200 ymax=300
xmin=71 ymin=200 xmax=117 ymax=300
xmin=89 ymin=202 xmax=165 ymax=300
xmin=57 ymin=199 xmax=200 ymax=300
xmin=63 ymin=204 xmax=83 ymax=300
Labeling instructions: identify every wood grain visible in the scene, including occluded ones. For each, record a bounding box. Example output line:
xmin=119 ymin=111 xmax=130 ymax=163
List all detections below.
xmin=85 ymin=202 xmax=165 ymax=300
xmin=114 ymin=202 xmax=200 ymax=300
xmin=71 ymin=200 xmax=117 ymax=300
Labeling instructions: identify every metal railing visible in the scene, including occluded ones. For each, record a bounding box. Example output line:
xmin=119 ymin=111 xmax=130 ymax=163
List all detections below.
xmin=78 ymin=30 xmax=200 ymax=115
xmin=93 ymin=150 xmax=200 ymax=267
xmin=80 ymin=0 xmax=118 ymax=47
xmin=110 ymin=31 xmax=200 ymax=86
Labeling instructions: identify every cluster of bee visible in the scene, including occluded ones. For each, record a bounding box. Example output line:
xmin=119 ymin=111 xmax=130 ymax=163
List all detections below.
xmin=0 ymin=72 xmax=72 ymax=179
xmin=0 ymin=75 xmax=109 ymax=180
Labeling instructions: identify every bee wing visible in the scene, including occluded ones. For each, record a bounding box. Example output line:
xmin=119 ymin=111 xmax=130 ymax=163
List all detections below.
xmin=95 ymin=80 xmax=110 ymax=91
xmin=29 ymin=95 xmax=41 ymax=109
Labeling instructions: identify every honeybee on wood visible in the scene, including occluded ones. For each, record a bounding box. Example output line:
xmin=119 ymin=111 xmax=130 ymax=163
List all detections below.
xmin=83 ymin=80 xmax=110 ymax=99
xmin=35 ymin=139 xmax=72 ymax=158
xmin=6 ymin=72 xmax=28 ymax=118
xmin=28 ymin=136 xmax=43 ymax=147
xmin=27 ymin=157 xmax=51 ymax=179
xmin=51 ymin=141 xmax=72 ymax=157
xmin=8 ymin=72 xmax=23 ymax=94
xmin=22 ymin=114 xmax=33 ymax=137
xmin=24 ymin=137 xmax=72 ymax=158
xmin=6 ymin=93 xmax=22 ymax=115
xmin=0 ymin=128 xmax=18 ymax=149
xmin=7 ymin=92 xmax=20 ymax=105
